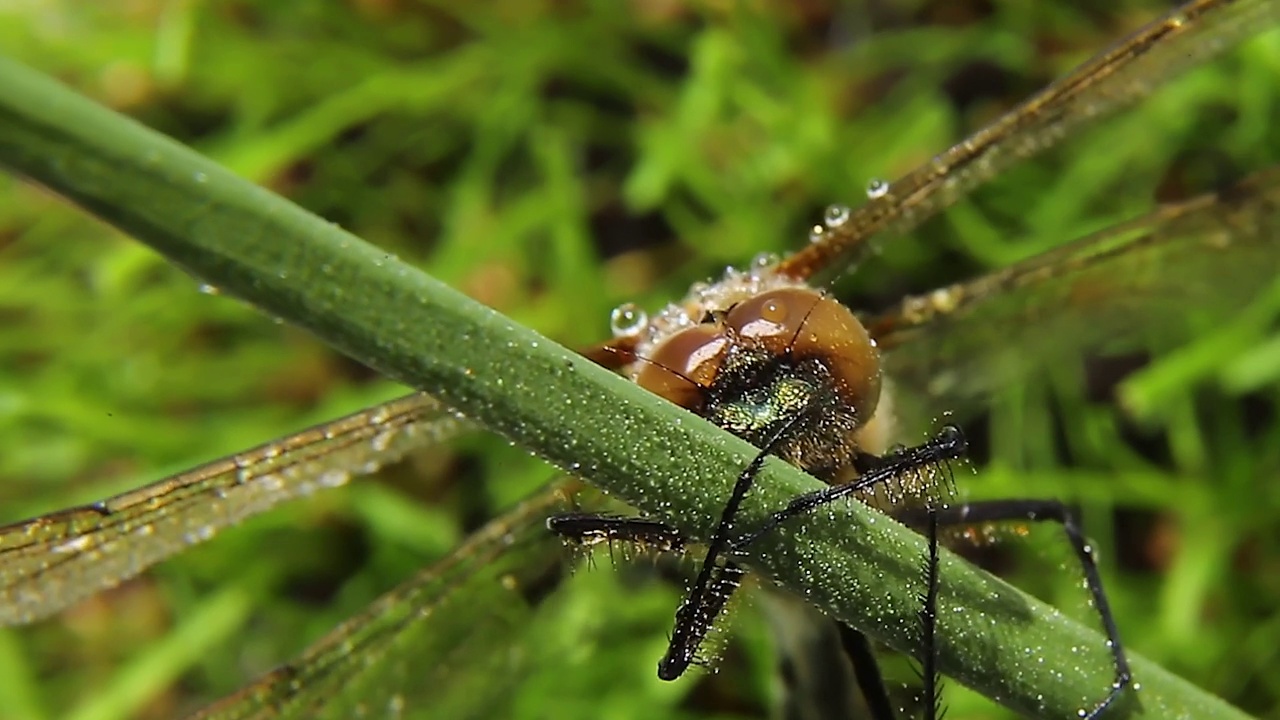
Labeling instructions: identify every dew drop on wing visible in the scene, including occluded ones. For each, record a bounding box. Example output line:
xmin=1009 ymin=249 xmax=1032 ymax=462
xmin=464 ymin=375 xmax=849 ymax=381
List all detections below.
xmin=823 ymin=203 xmax=851 ymax=228
xmin=865 ymin=178 xmax=889 ymax=199
xmin=751 ymin=251 xmax=778 ymax=269
xmin=610 ymin=302 xmax=648 ymax=337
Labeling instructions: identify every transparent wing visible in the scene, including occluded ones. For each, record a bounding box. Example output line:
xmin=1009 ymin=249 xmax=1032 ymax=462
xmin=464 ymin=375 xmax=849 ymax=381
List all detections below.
xmin=868 ymin=165 xmax=1280 ymax=436
xmin=188 ymin=480 xmax=588 ymax=720
xmin=0 ymin=392 xmax=469 ymax=625
xmin=779 ymin=0 xmax=1280 ymax=283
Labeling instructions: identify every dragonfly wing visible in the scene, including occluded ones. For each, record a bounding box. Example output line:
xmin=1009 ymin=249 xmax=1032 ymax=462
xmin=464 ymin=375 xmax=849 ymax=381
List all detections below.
xmin=0 ymin=392 xmax=469 ymax=625
xmin=869 ymin=165 xmax=1280 ymax=437
xmin=189 ymin=480 xmax=580 ymax=720
xmin=780 ymin=0 xmax=1280 ymax=283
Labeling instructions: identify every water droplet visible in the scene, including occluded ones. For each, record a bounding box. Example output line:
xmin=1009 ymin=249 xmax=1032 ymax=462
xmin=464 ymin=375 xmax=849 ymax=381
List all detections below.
xmin=807 ymin=224 xmax=826 ymax=243
xmin=610 ymin=303 xmax=648 ymax=337
xmin=866 ymin=179 xmax=889 ymax=199
xmin=197 ymin=283 xmax=221 ymax=295
xmin=193 ymin=171 xmax=208 ymax=183
xmin=750 ymin=251 xmax=776 ymax=269
xmin=823 ymin=204 xmax=850 ymax=228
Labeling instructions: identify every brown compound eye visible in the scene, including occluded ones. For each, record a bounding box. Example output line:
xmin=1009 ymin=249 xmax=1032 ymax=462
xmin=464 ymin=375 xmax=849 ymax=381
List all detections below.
xmin=634 ymin=324 xmax=729 ymax=411
xmin=727 ymin=289 xmax=813 ymax=351
xmin=726 ymin=288 xmax=882 ymax=424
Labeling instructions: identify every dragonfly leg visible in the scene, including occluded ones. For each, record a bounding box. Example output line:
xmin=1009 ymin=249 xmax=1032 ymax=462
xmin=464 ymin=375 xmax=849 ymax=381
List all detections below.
xmin=546 ymin=512 xmax=749 ymax=673
xmin=545 ymin=513 xmax=686 ymax=555
xmin=917 ymin=507 xmax=941 ymax=720
xmin=835 ymin=505 xmax=941 ymax=720
xmin=895 ymin=499 xmax=1131 ymax=720
xmin=835 ymin=625 xmax=897 ymax=720
xmin=548 ymin=510 xmax=752 ymax=670
xmin=730 ymin=425 xmax=966 ymax=551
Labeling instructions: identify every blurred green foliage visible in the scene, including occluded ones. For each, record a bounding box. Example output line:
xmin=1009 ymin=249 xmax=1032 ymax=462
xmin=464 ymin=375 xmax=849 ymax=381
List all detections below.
xmin=0 ymin=1 xmax=1278 ymax=719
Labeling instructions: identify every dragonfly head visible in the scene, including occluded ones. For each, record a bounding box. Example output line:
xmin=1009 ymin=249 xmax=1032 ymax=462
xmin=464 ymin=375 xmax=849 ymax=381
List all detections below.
xmin=635 ymin=287 xmax=883 ymax=479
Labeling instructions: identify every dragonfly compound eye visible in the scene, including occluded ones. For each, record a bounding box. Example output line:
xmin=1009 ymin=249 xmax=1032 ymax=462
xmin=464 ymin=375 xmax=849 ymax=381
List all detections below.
xmin=635 ymin=324 xmax=728 ymax=412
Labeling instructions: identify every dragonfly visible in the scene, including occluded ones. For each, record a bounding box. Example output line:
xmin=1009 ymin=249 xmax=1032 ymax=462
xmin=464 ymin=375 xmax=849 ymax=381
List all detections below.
xmin=3 ymin=1 xmax=1280 ymax=719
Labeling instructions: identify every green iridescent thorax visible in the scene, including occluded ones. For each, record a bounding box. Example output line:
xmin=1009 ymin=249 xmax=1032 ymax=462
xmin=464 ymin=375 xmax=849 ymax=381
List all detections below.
xmin=701 ymin=346 xmax=864 ymax=483
xmin=709 ymin=375 xmax=816 ymax=439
